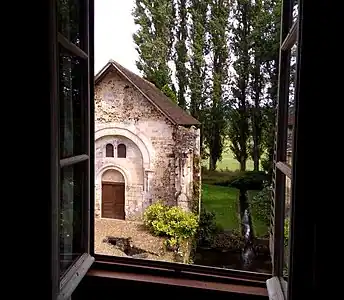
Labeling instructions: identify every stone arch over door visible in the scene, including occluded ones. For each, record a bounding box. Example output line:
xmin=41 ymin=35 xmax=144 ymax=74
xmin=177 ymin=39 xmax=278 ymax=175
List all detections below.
xmin=101 ymin=169 xmax=125 ymax=219
xmin=95 ymin=127 xmax=152 ymax=219
xmin=95 ymin=126 xmax=154 ymax=170
xmin=96 ymin=164 xmax=131 ymax=217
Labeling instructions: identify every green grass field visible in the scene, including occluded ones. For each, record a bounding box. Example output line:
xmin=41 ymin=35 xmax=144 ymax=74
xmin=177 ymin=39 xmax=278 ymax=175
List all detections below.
xmin=202 ymin=150 xmax=254 ymax=171
xmin=200 ymin=148 xmax=269 ymax=237
xmin=201 ymin=183 xmax=240 ymax=231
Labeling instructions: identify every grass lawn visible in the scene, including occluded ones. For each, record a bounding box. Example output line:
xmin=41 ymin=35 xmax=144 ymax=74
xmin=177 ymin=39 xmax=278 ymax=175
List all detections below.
xmin=202 ymin=183 xmax=240 ymax=231
xmin=202 ymin=150 xmax=254 ymax=171
xmin=247 ymin=190 xmax=269 ymax=238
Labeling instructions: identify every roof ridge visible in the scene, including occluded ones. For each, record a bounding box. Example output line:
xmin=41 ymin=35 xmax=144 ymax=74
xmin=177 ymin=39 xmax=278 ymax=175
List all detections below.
xmin=96 ymin=60 xmax=200 ymax=126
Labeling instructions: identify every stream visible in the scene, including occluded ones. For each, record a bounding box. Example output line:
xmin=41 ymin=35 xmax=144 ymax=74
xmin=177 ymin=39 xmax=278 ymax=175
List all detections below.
xmin=194 ymin=190 xmax=272 ymax=273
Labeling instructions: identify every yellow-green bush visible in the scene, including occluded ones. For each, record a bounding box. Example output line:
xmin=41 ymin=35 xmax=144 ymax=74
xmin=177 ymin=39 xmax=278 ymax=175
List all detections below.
xmin=143 ymin=201 xmax=199 ymax=250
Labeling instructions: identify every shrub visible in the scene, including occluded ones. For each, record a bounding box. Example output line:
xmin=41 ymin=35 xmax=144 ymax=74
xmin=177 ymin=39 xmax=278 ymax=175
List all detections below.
xmin=201 ymin=169 xmax=243 ymax=186
xmin=143 ymin=201 xmax=199 ymax=250
xmin=143 ymin=201 xmax=166 ymax=232
xmin=202 ymin=170 xmax=268 ymax=190
xmin=250 ymin=185 xmax=272 ymax=226
xmin=230 ymin=171 xmax=268 ymax=191
xmin=197 ymin=206 xmax=221 ymax=246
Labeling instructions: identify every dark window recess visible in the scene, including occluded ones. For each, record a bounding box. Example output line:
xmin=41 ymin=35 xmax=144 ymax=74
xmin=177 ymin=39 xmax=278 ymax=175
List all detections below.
xmin=59 ymin=49 xmax=84 ymax=159
xmin=57 ymin=0 xmax=85 ymax=49
xmin=117 ymin=144 xmax=126 ymax=158
xmin=59 ymin=161 xmax=85 ymax=275
xmin=106 ymin=144 xmax=114 ymax=157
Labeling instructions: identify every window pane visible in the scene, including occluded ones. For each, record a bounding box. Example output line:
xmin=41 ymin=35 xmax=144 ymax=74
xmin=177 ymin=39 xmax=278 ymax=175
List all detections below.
xmin=283 ymin=177 xmax=291 ymax=278
xmin=283 ymin=44 xmax=297 ymax=278
xmin=57 ymin=0 xmax=84 ymax=49
xmin=287 ymin=44 xmax=297 ymax=166
xmin=105 ymin=144 xmax=114 ymax=157
xmin=117 ymin=144 xmax=126 ymax=158
xmin=59 ymin=49 xmax=84 ymax=159
xmin=292 ymin=0 xmax=298 ymax=23
xmin=60 ymin=162 xmax=85 ymax=276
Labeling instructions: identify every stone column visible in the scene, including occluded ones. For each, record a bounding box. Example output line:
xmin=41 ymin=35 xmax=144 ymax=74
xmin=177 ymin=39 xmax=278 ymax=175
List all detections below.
xmin=143 ymin=169 xmax=153 ymax=208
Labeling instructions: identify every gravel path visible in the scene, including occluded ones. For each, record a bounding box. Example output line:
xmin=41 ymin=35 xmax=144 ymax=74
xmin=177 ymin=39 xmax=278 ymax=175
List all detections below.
xmin=94 ymin=218 xmax=175 ymax=262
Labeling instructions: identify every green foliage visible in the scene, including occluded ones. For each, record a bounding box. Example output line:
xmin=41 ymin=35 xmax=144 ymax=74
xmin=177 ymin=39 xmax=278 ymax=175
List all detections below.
xmin=143 ymin=201 xmax=166 ymax=227
xmin=202 ymin=168 xmax=268 ymax=190
xmin=228 ymin=0 xmax=252 ymax=172
xmin=143 ymin=201 xmax=199 ymax=250
xmin=164 ymin=237 xmax=178 ymax=250
xmin=174 ymin=0 xmax=188 ymax=109
xmin=250 ymin=186 xmax=272 ymax=227
xmin=132 ymin=0 xmax=174 ymax=89
xmin=202 ymin=169 xmax=243 ymax=186
xmin=230 ymin=171 xmax=268 ymax=191
xmin=131 ymin=0 xmax=282 ymax=185
xmin=203 ymin=0 xmax=231 ymax=171
xmin=197 ymin=206 xmax=221 ymax=246
xmin=161 ymin=84 xmax=178 ymax=103
xmin=189 ymin=0 xmax=208 ymax=120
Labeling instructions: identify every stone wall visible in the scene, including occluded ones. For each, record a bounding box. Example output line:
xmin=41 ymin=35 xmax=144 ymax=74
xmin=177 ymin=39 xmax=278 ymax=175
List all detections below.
xmin=173 ymin=126 xmax=201 ymax=212
xmin=94 ymin=70 xmax=200 ymax=219
xmin=95 ymin=135 xmax=144 ymax=219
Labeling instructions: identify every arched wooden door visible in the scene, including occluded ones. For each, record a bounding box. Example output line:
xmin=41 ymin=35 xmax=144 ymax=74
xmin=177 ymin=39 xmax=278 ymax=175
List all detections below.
xmin=101 ymin=181 xmax=125 ymax=219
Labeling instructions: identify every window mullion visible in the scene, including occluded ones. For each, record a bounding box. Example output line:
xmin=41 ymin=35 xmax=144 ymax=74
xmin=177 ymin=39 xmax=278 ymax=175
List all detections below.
xmin=60 ymin=154 xmax=89 ymax=168
xmin=88 ymin=0 xmax=95 ymax=256
xmin=58 ymin=33 xmax=88 ymax=60
xmin=82 ymin=0 xmax=91 ymax=253
xmin=272 ymin=0 xmax=293 ymax=278
xmin=281 ymin=18 xmax=298 ymax=51
xmin=276 ymin=161 xmax=292 ymax=178
xmin=55 ymin=0 xmax=93 ymax=298
xmin=287 ymin=0 xmax=315 ymax=298
xmin=50 ymin=0 xmax=60 ymax=297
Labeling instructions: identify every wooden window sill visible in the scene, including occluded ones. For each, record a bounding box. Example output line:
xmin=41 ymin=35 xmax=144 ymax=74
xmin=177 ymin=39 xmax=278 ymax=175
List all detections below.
xmin=86 ymin=267 xmax=268 ymax=297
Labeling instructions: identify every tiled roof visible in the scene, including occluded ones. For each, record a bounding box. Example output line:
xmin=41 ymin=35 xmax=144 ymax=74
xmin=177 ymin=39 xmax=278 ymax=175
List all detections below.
xmin=95 ymin=60 xmax=200 ymax=126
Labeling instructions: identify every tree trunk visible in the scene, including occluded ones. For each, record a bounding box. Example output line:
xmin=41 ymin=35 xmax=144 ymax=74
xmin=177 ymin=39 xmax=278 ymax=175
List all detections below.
xmin=252 ymin=58 xmax=261 ymax=171
xmin=240 ymin=158 xmax=246 ymax=172
xmin=209 ymin=155 xmax=217 ymax=171
xmin=253 ymin=137 xmax=260 ymax=171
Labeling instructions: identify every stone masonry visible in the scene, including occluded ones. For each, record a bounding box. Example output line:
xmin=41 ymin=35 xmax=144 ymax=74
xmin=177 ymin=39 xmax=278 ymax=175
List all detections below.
xmin=94 ymin=61 xmax=201 ymax=220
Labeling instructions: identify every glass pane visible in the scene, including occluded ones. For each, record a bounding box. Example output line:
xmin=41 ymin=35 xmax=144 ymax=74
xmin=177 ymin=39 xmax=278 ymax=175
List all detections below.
xmin=92 ymin=0 xmax=290 ymax=276
xmin=59 ymin=48 xmax=84 ymax=159
xmin=57 ymin=0 xmax=84 ymax=49
xmin=286 ymin=44 xmax=296 ymax=167
xmin=283 ymin=176 xmax=291 ymax=278
xmin=292 ymin=0 xmax=298 ymax=23
xmin=60 ymin=162 xmax=85 ymax=276
xmin=283 ymin=44 xmax=297 ymax=278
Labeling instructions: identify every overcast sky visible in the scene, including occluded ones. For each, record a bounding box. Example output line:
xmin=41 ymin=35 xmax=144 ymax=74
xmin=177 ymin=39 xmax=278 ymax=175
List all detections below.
xmin=95 ymin=0 xmax=139 ymax=75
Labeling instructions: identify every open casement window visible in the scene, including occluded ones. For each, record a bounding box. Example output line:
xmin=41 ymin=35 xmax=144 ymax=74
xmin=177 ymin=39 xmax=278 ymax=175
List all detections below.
xmin=267 ymin=0 xmax=314 ymax=299
xmin=50 ymin=0 xmax=95 ymax=299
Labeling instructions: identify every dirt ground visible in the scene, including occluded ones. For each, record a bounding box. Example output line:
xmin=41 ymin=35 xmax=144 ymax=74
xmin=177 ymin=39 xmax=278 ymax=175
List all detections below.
xmin=94 ymin=218 xmax=175 ymax=262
